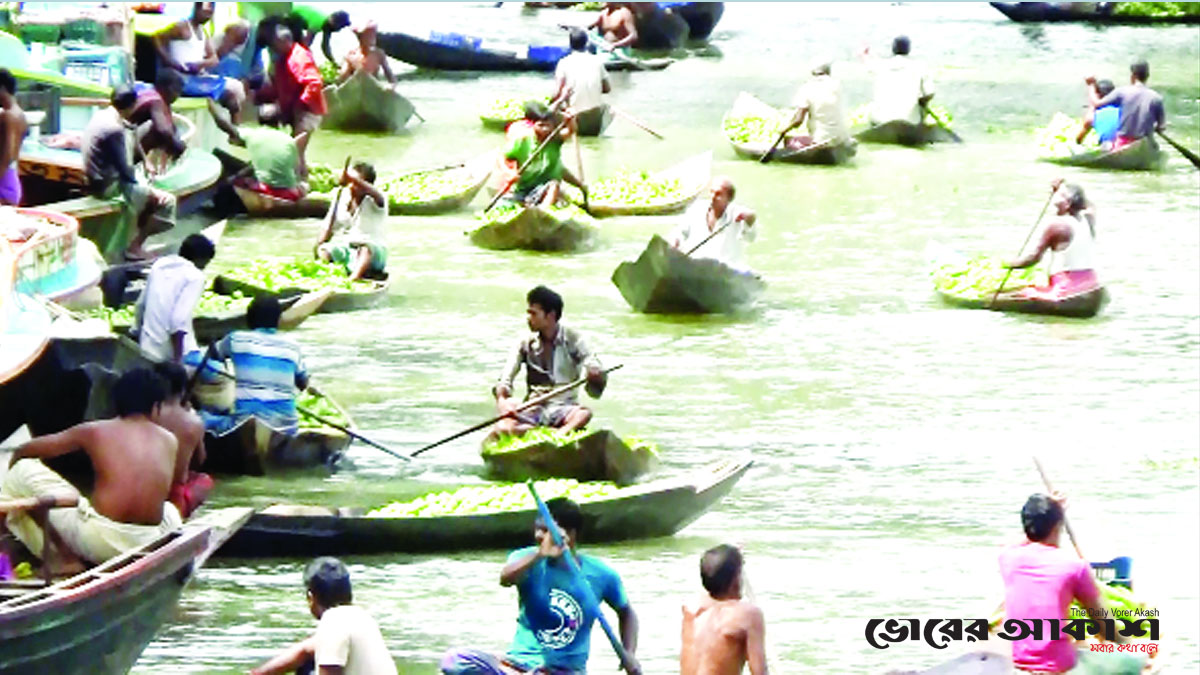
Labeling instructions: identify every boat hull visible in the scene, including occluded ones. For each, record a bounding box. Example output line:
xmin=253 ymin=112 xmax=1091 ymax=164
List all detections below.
xmin=217 ymin=458 xmax=752 ymax=557
xmin=586 ymin=151 xmax=710 ymax=217
xmin=989 ymin=2 xmax=1200 ymax=24
xmin=378 ymin=31 xmax=672 ymax=73
xmin=233 ymin=186 xmax=331 ymax=218
xmin=211 ymin=276 xmax=389 ymax=314
xmin=613 ymin=235 xmax=765 ymax=314
xmin=468 ymin=206 xmax=598 ymax=252
xmin=1042 ymin=137 xmax=1166 ymax=171
xmin=855 ymin=120 xmax=957 ymax=146
xmin=937 ymin=286 xmax=1109 ymax=319
xmin=322 ymin=71 xmax=415 ymax=133
xmin=481 ymin=429 xmax=659 ymax=485
xmin=386 ymin=155 xmax=493 ymax=215
xmin=202 ymin=412 xmax=351 ymax=476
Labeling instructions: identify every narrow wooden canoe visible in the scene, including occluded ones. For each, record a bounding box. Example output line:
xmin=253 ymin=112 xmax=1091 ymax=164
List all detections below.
xmin=855 ymin=119 xmax=958 ymax=146
xmin=1042 ymin=137 xmax=1167 ymax=171
xmin=0 ymin=527 xmax=209 ymax=675
xmin=724 ymin=92 xmax=857 ymax=165
xmin=216 ymin=457 xmax=753 ymax=557
xmin=379 ymin=30 xmax=673 ymax=73
xmin=211 ymin=275 xmax=389 ymax=314
xmin=191 ymin=290 xmax=326 ymax=343
xmin=385 ymin=154 xmax=494 ymax=215
xmin=233 ymin=185 xmax=331 ymax=219
xmin=481 ymin=429 xmax=659 ymax=485
xmin=937 ymin=286 xmax=1109 ymax=319
xmin=613 ymin=235 xmax=766 ymax=314
xmin=321 ymin=70 xmax=416 ymax=134
xmin=989 ymin=2 xmax=1200 ymax=25
xmin=201 ymin=391 xmax=355 ymax=476
xmin=575 ymin=104 xmax=614 ymax=137
xmin=468 ymin=205 xmax=598 ymax=252
xmin=677 ymin=2 xmax=725 ymax=39
xmin=585 ymin=151 xmax=711 ymax=217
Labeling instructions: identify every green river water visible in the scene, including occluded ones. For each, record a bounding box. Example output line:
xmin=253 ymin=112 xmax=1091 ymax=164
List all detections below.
xmin=133 ymin=3 xmax=1199 ymax=673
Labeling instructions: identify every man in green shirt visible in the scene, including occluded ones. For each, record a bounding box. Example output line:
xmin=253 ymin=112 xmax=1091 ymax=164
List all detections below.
xmin=288 ymin=5 xmax=352 ymax=63
xmin=504 ymin=101 xmax=586 ymax=208
xmin=230 ymin=125 xmax=306 ymax=201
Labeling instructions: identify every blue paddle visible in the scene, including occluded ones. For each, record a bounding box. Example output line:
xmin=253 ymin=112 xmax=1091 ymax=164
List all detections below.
xmin=527 ymin=481 xmax=636 ymax=673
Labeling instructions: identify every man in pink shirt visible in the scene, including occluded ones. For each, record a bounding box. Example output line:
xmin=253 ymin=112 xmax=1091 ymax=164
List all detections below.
xmin=262 ymin=24 xmax=326 ymax=176
xmin=998 ymin=494 xmax=1146 ymax=674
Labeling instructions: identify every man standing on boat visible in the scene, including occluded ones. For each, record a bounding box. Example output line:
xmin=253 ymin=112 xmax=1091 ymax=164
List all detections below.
xmin=441 ymin=498 xmax=642 ymax=675
xmin=503 ymin=103 xmax=586 ymax=208
xmin=1088 ymin=59 xmax=1165 ymax=150
xmin=782 ymin=59 xmax=851 ymax=148
xmin=315 ymin=161 xmax=389 ymax=281
xmin=681 ymin=545 xmax=768 ymax=675
xmin=1 ymin=368 xmax=182 ymax=568
xmin=493 ymin=286 xmax=606 ymax=438
xmin=154 ymin=2 xmax=247 ymax=123
xmin=671 ymin=177 xmax=758 ymax=272
xmin=262 ymin=25 xmax=327 ymax=177
xmin=152 ymin=362 xmax=214 ymax=520
xmin=135 ymin=233 xmax=215 ymax=365
xmin=82 ymin=85 xmax=177 ymax=261
xmin=862 ymin=35 xmax=934 ymax=126
xmin=338 ymin=19 xmax=397 ymax=85
xmin=1005 ymin=181 xmax=1100 ymax=301
xmin=129 ymin=69 xmax=187 ymax=163
xmin=550 ymin=29 xmax=611 ymax=136
xmin=0 ymin=69 xmax=26 ymax=206
xmin=999 ymin=493 xmax=1145 ymax=674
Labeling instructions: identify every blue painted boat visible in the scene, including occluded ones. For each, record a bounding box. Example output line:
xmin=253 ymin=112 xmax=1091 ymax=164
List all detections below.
xmin=377 ymin=30 xmax=672 ymax=72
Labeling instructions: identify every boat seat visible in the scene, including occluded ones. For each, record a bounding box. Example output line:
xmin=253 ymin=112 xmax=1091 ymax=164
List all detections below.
xmin=46 ymin=195 xmax=121 ymax=219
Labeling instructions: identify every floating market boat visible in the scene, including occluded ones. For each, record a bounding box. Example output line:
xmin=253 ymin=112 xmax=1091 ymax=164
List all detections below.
xmin=612 ymin=235 xmax=765 ymax=314
xmin=1 ymin=236 xmax=54 ymax=390
xmin=202 ymin=391 xmax=355 ymax=476
xmin=481 ymin=428 xmax=658 ymax=485
xmin=675 ymin=1 xmax=725 ymax=40
xmin=1041 ymin=137 xmax=1167 ymax=172
xmin=377 ymin=30 xmax=673 ymax=73
xmin=321 ymin=70 xmax=416 ymax=134
xmin=232 ymin=185 xmax=332 ymax=219
xmin=216 ymin=457 xmax=753 ymax=557
xmin=468 ymin=204 xmax=598 ymax=252
xmin=584 ymin=151 xmax=710 ymax=217
xmin=211 ymin=274 xmax=389 ymax=314
xmin=724 ymin=92 xmax=857 ymax=165
xmin=855 ymin=119 xmax=958 ymax=147
xmin=384 ymin=154 xmax=494 ymax=215
xmin=7 ymin=207 xmax=104 ymax=307
xmin=989 ymin=2 xmax=1200 ymax=25
xmin=99 ymin=289 xmax=328 ymax=344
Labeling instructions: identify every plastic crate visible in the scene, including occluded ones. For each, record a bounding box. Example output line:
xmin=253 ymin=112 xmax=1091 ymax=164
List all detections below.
xmin=527 ymin=45 xmax=569 ymax=64
xmin=429 ymin=31 xmax=481 ymax=51
xmin=1090 ymin=556 xmax=1132 ymax=590
xmin=62 ymin=18 xmax=104 ymax=44
xmin=18 ymin=22 xmax=60 ymax=44
xmin=61 ymin=47 xmax=132 ymax=89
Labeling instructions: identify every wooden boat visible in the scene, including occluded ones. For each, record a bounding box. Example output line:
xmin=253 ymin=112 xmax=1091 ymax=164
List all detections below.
xmin=0 ymin=527 xmax=209 ymax=675
xmin=191 ymin=289 xmax=328 ymax=343
xmin=385 ymin=154 xmax=494 ymax=215
xmin=632 ymin=4 xmax=690 ymax=49
xmin=724 ymin=92 xmax=857 ymax=165
xmin=575 ymin=104 xmax=614 ymax=137
xmin=216 ymin=457 xmax=753 ymax=557
xmin=855 ymin=119 xmax=958 ymax=146
xmin=989 ymin=2 xmax=1200 ymax=25
xmin=8 ymin=208 xmax=104 ymax=307
xmin=469 ymin=205 xmax=598 ymax=252
xmin=377 ymin=30 xmax=673 ymax=73
xmin=201 ymin=391 xmax=355 ymax=476
xmin=676 ymin=2 xmax=725 ymax=40
xmin=321 ymin=70 xmax=415 ymax=134
xmin=211 ymin=275 xmax=389 ymax=314
xmin=1042 ymin=137 xmax=1167 ymax=171
xmin=1 ymin=228 xmax=54 ymax=390
xmin=585 ymin=151 xmax=710 ymax=217
xmin=937 ymin=286 xmax=1108 ymax=319
xmin=613 ymin=235 xmax=765 ymax=314
xmin=481 ymin=429 xmax=659 ymax=485
xmin=233 ymin=185 xmax=332 ymax=219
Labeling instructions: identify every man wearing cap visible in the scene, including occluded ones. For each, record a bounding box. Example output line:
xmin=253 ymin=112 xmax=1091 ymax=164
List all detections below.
xmin=782 ymin=59 xmax=850 ymax=147
xmin=550 ymin=29 xmax=611 ymax=136
xmin=338 ymin=19 xmax=396 ymax=84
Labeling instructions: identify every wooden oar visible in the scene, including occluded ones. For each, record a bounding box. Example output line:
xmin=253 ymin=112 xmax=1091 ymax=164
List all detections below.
xmin=484 ymin=116 xmax=572 ymax=213
xmin=528 ymin=480 xmax=638 ymax=673
xmin=758 ymin=125 xmax=791 ymax=164
xmin=685 ymin=219 xmax=734 ymax=257
xmin=922 ymin=103 xmax=962 ymax=143
xmin=573 ymin=126 xmax=589 ymax=212
xmin=1157 ymin=129 xmax=1200 ymax=169
xmin=409 ymin=364 xmax=624 ymax=458
xmin=610 ymin=105 xmax=664 ymax=140
xmin=1033 ymin=456 xmax=1085 ymax=559
xmin=988 ymin=188 xmax=1056 ymax=307
xmin=296 ymin=403 xmax=412 ymax=463
xmin=0 ymin=494 xmax=79 ymax=515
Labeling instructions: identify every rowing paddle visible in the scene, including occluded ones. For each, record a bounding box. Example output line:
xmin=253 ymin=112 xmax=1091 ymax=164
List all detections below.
xmin=989 ymin=186 xmax=1057 ymax=307
xmin=922 ymin=103 xmax=962 ymax=144
xmin=610 ymin=105 xmax=664 ymax=140
xmin=1156 ymin=129 xmax=1200 ymax=169
xmin=573 ymin=126 xmax=590 ymax=212
xmin=296 ymin=402 xmax=412 ymax=463
xmin=528 ymin=481 xmax=639 ymax=674
xmin=484 ymin=116 xmax=572 ymax=213
xmin=685 ymin=218 xmax=736 ymax=257
xmin=409 ymin=364 xmax=624 ymax=458
xmin=759 ymin=125 xmax=791 ymax=164
xmin=1033 ymin=456 xmax=1084 ymax=559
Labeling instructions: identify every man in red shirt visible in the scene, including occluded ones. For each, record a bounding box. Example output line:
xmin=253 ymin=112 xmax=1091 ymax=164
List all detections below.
xmin=262 ymin=25 xmax=326 ymax=176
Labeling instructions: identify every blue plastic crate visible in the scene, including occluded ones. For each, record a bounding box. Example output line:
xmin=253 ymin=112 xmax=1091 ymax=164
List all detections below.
xmin=527 ymin=45 xmax=569 ymax=64
xmin=1090 ymin=556 xmax=1132 ymax=590
xmin=429 ymin=31 xmax=481 ymax=51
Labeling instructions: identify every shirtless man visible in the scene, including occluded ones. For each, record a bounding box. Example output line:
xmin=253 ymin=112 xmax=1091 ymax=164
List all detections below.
xmin=1 ymin=368 xmax=183 ymax=566
xmin=590 ymin=2 xmax=638 ymax=51
xmin=681 ymin=545 xmax=768 ymax=675
xmin=152 ymin=362 xmax=214 ymax=519
xmin=338 ymin=19 xmax=396 ymax=84
xmin=0 ymin=68 xmax=27 ymax=206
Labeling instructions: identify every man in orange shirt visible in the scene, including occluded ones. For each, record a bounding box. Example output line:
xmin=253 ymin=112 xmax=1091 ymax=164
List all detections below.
xmin=262 ymin=25 xmax=326 ymax=176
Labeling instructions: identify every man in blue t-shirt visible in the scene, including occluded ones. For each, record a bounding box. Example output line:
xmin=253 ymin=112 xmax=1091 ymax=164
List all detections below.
xmin=440 ymin=499 xmax=642 ymax=675
xmin=1077 ymin=78 xmax=1121 ymax=149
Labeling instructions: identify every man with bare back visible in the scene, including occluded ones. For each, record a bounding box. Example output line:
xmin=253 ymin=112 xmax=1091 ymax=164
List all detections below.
xmin=0 ymin=68 xmax=27 ymax=206
xmin=590 ymin=2 xmax=638 ymax=51
xmin=681 ymin=545 xmax=768 ymax=675
xmin=1 ymin=368 xmax=182 ymax=566
xmin=152 ymin=362 xmax=213 ymax=519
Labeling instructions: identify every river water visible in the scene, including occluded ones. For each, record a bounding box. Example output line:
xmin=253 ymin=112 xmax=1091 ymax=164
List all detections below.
xmin=135 ymin=3 xmax=1199 ymax=673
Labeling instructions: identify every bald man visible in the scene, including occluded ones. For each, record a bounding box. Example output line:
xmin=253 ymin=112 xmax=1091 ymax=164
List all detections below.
xmin=681 ymin=545 xmax=768 ymax=675
xmin=670 ymin=177 xmax=758 ymax=271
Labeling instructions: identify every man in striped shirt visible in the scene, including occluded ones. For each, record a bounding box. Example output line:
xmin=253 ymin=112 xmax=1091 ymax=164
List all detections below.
xmin=206 ymin=296 xmax=309 ymax=433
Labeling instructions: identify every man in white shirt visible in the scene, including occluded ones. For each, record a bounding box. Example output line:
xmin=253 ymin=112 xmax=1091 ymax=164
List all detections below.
xmin=134 ymin=233 xmax=215 ymax=363
xmin=315 ymin=161 xmax=388 ymax=281
xmin=864 ymin=35 xmax=934 ymax=126
xmin=551 ymin=29 xmax=611 ymax=136
xmin=671 ymin=177 xmax=758 ymax=272
xmin=785 ymin=59 xmax=850 ymax=146
xmin=250 ymin=557 xmax=397 ymax=675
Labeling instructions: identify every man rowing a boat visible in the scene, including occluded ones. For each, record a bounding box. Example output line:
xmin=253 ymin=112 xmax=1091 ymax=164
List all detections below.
xmin=339 ymin=19 xmax=397 ymax=85
xmin=1 ymin=369 xmax=182 ymax=569
xmin=681 ymin=545 xmax=768 ymax=675
xmin=551 ymin=29 xmax=611 ymax=136
xmin=781 ymin=59 xmax=851 ymax=148
xmin=152 ymin=362 xmax=214 ymax=520
xmin=315 ymin=161 xmax=389 ymax=281
xmin=493 ymin=286 xmax=605 ymax=438
xmin=441 ymin=498 xmax=642 ymax=675
xmin=0 ymin=69 xmax=27 ymax=206
xmin=135 ymin=233 xmax=215 ymax=364
xmin=862 ymin=35 xmax=934 ymax=126
xmin=670 ymin=177 xmax=758 ymax=272
xmin=1005 ymin=181 xmax=1100 ymax=301
xmin=503 ymin=103 xmax=586 ymax=208
xmin=589 ymin=3 xmax=639 ymax=51
xmin=1088 ymin=59 xmax=1165 ymax=150
xmin=1000 ymin=493 xmax=1145 ymax=673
